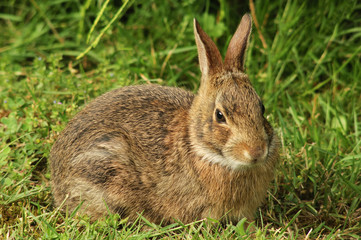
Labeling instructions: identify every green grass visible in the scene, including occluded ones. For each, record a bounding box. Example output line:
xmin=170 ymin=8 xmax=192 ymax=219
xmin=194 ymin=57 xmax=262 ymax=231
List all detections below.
xmin=1 ymin=0 xmax=360 ymax=238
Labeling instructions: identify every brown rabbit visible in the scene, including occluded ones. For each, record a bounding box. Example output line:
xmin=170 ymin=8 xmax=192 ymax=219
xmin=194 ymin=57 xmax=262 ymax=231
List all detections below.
xmin=50 ymin=14 xmax=279 ymax=225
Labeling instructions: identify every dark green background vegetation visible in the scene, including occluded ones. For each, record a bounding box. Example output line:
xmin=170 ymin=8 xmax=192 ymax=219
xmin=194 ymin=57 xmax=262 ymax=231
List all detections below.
xmin=0 ymin=0 xmax=360 ymax=238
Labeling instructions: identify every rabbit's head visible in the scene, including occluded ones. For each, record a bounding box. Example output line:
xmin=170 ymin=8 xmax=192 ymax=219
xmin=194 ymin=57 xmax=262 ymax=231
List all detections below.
xmin=190 ymin=14 xmax=277 ymax=170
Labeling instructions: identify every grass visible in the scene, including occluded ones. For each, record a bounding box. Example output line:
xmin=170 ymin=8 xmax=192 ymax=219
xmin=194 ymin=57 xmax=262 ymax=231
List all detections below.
xmin=0 ymin=0 xmax=360 ymax=238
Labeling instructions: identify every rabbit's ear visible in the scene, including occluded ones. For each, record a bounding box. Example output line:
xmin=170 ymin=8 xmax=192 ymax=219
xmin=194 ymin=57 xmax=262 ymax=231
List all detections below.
xmin=224 ymin=14 xmax=252 ymax=72
xmin=194 ymin=19 xmax=223 ymax=77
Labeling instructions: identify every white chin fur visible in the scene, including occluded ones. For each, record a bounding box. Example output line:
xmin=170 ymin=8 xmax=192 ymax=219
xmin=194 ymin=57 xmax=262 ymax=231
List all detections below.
xmin=192 ymin=144 xmax=250 ymax=171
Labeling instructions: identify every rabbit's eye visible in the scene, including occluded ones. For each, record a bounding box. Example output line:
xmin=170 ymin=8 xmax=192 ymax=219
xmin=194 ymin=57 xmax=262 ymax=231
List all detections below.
xmin=215 ymin=109 xmax=226 ymax=123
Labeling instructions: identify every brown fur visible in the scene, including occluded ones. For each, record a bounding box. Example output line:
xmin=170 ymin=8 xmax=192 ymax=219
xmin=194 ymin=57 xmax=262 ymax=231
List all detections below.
xmin=50 ymin=14 xmax=279 ymax=224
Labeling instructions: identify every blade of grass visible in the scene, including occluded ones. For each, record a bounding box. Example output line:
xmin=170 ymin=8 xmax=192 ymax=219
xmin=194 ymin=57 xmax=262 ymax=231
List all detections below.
xmin=279 ymin=210 xmax=302 ymax=235
xmin=86 ymin=0 xmax=110 ymax=44
xmin=77 ymin=0 xmax=135 ymax=60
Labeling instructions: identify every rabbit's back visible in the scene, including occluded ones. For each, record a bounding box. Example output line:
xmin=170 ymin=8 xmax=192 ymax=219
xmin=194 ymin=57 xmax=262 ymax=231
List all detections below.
xmin=51 ymin=84 xmax=194 ymax=159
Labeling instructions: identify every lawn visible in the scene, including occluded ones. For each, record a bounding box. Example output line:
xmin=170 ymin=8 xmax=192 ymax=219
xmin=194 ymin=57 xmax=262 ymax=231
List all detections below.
xmin=1 ymin=0 xmax=360 ymax=239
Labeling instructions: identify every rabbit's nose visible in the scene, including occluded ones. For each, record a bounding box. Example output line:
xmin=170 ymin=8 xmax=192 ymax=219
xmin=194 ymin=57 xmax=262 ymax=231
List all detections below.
xmin=241 ymin=143 xmax=268 ymax=164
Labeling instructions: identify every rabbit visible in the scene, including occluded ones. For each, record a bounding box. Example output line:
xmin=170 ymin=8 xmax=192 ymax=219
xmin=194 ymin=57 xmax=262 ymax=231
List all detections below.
xmin=50 ymin=14 xmax=279 ymax=225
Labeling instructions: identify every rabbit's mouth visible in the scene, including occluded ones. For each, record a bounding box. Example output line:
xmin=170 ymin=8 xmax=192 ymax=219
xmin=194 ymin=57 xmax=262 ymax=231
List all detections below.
xmin=192 ymin=142 xmax=269 ymax=170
